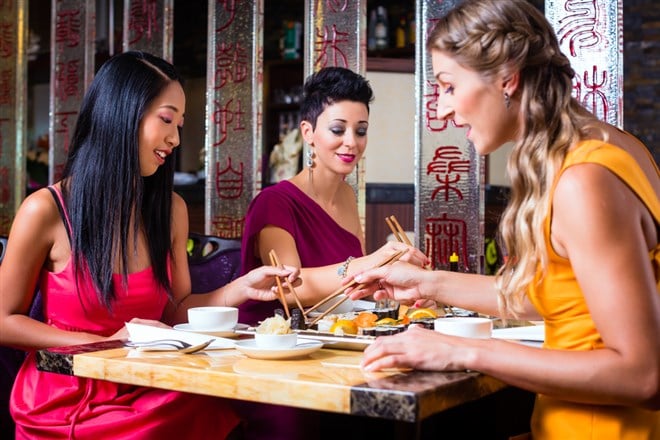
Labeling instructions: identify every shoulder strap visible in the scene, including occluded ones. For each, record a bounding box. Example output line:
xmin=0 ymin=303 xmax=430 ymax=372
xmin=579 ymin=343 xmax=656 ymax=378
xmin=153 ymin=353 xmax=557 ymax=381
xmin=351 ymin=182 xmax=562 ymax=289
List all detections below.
xmin=47 ymin=186 xmax=73 ymax=246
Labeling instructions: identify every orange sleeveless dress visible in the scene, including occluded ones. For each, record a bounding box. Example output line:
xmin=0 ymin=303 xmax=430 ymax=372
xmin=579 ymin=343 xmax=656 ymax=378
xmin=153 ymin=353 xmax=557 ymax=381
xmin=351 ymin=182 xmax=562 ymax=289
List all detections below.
xmin=527 ymin=140 xmax=660 ymax=439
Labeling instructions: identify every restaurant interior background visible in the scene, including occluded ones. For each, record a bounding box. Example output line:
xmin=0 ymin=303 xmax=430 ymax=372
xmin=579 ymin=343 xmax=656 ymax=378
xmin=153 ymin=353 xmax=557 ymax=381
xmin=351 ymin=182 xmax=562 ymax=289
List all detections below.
xmin=24 ymin=0 xmax=659 ymax=253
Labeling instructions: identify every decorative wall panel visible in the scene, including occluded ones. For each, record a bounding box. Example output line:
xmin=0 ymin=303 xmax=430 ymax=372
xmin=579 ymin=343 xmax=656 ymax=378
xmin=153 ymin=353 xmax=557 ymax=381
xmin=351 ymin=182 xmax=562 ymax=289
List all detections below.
xmin=204 ymin=0 xmax=263 ymax=238
xmin=0 ymin=0 xmax=27 ymax=234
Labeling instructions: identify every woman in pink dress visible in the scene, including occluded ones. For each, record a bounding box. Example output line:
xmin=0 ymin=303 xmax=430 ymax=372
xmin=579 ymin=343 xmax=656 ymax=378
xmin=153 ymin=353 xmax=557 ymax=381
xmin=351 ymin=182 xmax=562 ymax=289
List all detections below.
xmin=0 ymin=51 xmax=298 ymax=439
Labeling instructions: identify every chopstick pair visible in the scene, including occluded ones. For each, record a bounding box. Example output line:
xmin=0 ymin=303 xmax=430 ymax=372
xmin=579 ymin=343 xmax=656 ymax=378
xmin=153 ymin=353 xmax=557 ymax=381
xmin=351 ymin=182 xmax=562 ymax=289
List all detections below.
xmin=385 ymin=215 xmax=412 ymax=246
xmin=385 ymin=215 xmax=452 ymax=315
xmin=268 ymin=249 xmax=305 ymax=319
xmin=307 ymin=250 xmax=405 ymax=327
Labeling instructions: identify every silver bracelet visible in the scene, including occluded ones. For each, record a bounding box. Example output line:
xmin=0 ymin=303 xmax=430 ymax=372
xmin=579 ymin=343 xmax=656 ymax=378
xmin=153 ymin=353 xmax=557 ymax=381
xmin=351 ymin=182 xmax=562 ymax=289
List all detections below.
xmin=337 ymin=256 xmax=355 ymax=278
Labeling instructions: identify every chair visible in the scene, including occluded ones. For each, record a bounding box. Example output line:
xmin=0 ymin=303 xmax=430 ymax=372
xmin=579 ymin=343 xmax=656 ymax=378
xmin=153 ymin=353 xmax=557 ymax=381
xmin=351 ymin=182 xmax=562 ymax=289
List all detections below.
xmin=187 ymin=232 xmax=242 ymax=294
xmin=0 ymin=235 xmax=44 ymax=438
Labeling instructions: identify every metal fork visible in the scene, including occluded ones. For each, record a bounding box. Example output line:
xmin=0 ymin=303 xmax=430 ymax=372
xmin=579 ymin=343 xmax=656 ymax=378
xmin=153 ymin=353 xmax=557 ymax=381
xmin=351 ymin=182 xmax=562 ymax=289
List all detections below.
xmin=125 ymin=339 xmax=214 ymax=354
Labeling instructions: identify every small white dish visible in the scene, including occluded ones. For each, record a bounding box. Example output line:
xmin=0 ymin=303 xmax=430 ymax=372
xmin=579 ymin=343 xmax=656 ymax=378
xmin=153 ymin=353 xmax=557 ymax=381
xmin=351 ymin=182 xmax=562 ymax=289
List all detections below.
xmin=254 ymin=332 xmax=297 ymax=349
xmin=173 ymin=323 xmax=248 ymax=338
xmin=187 ymin=306 xmax=238 ymax=330
xmin=434 ymin=317 xmax=493 ymax=339
xmin=234 ymin=339 xmax=323 ymax=360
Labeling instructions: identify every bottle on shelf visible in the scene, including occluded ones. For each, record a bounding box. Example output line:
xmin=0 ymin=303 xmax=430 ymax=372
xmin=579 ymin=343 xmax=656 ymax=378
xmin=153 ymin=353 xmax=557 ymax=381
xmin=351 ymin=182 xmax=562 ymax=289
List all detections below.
xmin=395 ymin=15 xmax=406 ymax=49
xmin=374 ymin=6 xmax=389 ymax=50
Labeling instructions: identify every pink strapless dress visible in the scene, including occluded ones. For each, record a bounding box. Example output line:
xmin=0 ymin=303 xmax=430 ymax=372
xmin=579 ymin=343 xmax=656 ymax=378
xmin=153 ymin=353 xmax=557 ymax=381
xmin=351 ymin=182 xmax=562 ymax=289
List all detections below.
xmin=11 ymin=257 xmax=239 ymax=439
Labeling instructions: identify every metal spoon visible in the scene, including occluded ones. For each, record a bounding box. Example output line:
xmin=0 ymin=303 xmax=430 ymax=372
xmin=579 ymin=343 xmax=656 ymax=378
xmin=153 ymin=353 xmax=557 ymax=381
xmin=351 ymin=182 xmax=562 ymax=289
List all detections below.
xmin=125 ymin=339 xmax=214 ymax=354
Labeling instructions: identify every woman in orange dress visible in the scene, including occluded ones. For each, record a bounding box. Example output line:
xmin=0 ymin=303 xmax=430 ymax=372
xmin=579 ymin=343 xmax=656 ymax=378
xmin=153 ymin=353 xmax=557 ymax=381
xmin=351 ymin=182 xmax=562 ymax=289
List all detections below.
xmin=347 ymin=1 xmax=659 ymax=438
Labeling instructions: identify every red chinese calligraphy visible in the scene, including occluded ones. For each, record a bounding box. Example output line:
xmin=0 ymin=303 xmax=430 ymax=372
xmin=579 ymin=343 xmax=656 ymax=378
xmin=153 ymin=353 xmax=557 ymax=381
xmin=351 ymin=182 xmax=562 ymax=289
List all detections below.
xmin=211 ymin=215 xmax=244 ymax=239
xmin=0 ymin=23 xmax=14 ymax=58
xmin=556 ymin=0 xmax=600 ymax=57
xmin=0 ymin=117 xmax=9 ymax=158
xmin=53 ymin=111 xmax=78 ymax=155
xmin=215 ymin=157 xmax=243 ymax=200
xmin=212 ymin=98 xmax=246 ymax=146
xmin=215 ymin=0 xmax=237 ymax=33
xmin=322 ymin=0 xmax=349 ymax=13
xmin=314 ymin=24 xmax=349 ymax=69
xmin=0 ymin=165 xmax=9 ymax=204
xmin=427 ymin=145 xmax=469 ymax=201
xmin=424 ymin=214 xmax=468 ymax=270
xmin=214 ymin=42 xmax=248 ymax=89
xmin=128 ymin=0 xmax=159 ymax=45
xmin=55 ymin=59 xmax=81 ymax=102
xmin=0 ymin=69 xmax=11 ymax=106
xmin=424 ymin=81 xmax=465 ymax=132
xmin=581 ymin=65 xmax=609 ymax=121
xmin=55 ymin=9 xmax=81 ymax=50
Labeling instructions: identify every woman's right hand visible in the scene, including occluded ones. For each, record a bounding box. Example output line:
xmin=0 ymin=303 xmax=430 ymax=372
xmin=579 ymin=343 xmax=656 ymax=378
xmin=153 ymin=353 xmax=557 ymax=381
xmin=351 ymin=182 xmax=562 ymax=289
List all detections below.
xmin=371 ymin=241 xmax=429 ymax=269
xmin=347 ymin=260 xmax=432 ymax=305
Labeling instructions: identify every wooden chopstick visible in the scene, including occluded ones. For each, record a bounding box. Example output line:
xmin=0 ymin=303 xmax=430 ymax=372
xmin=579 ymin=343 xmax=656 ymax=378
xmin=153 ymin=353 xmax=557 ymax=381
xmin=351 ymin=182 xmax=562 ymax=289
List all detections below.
xmin=307 ymin=250 xmax=405 ymax=327
xmin=268 ymin=249 xmax=305 ymax=318
xmin=268 ymin=250 xmax=290 ymax=319
xmin=386 ymin=215 xmax=413 ymax=246
xmin=386 ymin=215 xmax=450 ymax=314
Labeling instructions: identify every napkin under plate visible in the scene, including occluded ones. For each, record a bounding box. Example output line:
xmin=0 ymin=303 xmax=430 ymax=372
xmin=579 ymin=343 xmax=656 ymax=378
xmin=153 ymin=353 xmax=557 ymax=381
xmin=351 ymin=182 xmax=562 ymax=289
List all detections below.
xmin=126 ymin=322 xmax=236 ymax=349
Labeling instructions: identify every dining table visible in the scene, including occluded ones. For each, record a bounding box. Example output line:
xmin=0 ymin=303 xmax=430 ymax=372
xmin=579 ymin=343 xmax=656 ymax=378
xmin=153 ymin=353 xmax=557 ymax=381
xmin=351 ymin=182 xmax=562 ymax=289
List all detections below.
xmin=35 ymin=332 xmax=535 ymax=439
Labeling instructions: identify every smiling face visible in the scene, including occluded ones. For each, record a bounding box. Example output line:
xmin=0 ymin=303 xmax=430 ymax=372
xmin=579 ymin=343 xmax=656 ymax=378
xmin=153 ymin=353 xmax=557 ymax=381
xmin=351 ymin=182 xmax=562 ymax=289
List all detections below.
xmin=138 ymin=81 xmax=186 ymax=176
xmin=300 ymin=100 xmax=369 ymax=176
xmin=431 ymin=50 xmax=518 ymax=155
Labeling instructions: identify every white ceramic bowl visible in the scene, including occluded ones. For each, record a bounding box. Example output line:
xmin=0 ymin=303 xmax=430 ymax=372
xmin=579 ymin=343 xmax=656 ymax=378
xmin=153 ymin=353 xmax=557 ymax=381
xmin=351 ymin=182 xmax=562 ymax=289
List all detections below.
xmin=316 ymin=294 xmax=355 ymax=315
xmin=254 ymin=332 xmax=298 ymax=349
xmin=187 ymin=306 xmax=238 ymax=330
xmin=434 ymin=317 xmax=492 ymax=339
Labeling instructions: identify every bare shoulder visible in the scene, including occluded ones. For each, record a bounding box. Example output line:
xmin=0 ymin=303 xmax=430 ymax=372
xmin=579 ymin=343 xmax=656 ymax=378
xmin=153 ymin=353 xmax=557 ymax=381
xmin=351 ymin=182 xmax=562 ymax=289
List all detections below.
xmin=14 ymin=188 xmax=60 ymax=227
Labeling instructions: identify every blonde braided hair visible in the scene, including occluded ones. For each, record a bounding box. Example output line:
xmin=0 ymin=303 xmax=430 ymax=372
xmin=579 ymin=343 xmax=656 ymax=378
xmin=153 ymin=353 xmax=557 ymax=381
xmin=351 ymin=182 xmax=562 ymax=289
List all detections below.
xmin=427 ymin=0 xmax=596 ymax=316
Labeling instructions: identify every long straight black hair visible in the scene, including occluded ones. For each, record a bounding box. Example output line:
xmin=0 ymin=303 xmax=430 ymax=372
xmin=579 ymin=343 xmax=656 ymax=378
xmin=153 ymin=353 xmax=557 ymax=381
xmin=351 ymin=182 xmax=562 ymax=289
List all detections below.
xmin=61 ymin=51 xmax=182 ymax=309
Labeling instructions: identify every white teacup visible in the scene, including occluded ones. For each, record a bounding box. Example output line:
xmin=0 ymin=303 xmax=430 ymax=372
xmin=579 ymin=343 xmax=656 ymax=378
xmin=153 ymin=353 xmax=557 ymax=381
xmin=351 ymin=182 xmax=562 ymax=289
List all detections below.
xmin=434 ymin=317 xmax=492 ymax=339
xmin=187 ymin=306 xmax=238 ymax=330
xmin=254 ymin=333 xmax=298 ymax=349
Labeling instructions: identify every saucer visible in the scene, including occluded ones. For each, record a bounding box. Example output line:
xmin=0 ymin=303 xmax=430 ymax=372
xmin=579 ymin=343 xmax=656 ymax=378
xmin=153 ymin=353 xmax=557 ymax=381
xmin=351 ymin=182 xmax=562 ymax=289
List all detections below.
xmin=234 ymin=339 xmax=323 ymax=360
xmin=173 ymin=323 xmax=248 ymax=338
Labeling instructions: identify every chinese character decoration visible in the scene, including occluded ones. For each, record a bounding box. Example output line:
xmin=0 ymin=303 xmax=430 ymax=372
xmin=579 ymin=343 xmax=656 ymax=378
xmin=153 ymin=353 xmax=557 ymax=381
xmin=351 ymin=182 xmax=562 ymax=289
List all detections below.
xmin=0 ymin=0 xmax=27 ymax=235
xmin=416 ymin=0 xmax=484 ymax=273
xmin=49 ymin=0 xmax=95 ymax=184
xmin=304 ymin=0 xmax=367 ymax=233
xmin=123 ymin=0 xmax=173 ymax=62
xmin=546 ymin=0 xmax=623 ymax=127
xmin=205 ymin=0 xmax=263 ymax=239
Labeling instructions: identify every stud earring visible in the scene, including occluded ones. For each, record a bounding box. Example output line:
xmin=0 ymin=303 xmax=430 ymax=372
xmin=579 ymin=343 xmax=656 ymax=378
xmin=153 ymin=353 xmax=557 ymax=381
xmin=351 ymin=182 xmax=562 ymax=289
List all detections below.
xmin=504 ymin=92 xmax=511 ymax=109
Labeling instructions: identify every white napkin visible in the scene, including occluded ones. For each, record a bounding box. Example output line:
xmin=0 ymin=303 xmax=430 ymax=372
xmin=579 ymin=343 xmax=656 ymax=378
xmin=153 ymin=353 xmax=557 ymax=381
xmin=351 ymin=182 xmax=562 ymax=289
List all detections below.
xmin=125 ymin=322 xmax=236 ymax=349
xmin=492 ymin=324 xmax=545 ymax=342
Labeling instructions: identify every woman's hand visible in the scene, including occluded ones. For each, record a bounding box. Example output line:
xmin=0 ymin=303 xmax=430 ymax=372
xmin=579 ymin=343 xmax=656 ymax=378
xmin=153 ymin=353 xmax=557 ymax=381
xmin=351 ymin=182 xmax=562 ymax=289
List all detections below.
xmin=347 ymin=261 xmax=431 ymax=305
xmin=372 ymin=241 xmax=430 ymax=269
xmin=238 ymin=265 xmax=301 ymax=302
xmin=361 ymin=325 xmax=471 ymax=372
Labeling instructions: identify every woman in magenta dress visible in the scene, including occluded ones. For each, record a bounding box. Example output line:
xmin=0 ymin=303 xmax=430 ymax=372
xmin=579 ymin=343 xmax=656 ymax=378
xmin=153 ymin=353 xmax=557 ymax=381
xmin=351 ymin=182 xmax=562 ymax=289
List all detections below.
xmin=239 ymin=67 xmax=427 ymax=328
xmin=237 ymin=67 xmax=427 ymax=440
xmin=0 ymin=51 xmax=298 ymax=439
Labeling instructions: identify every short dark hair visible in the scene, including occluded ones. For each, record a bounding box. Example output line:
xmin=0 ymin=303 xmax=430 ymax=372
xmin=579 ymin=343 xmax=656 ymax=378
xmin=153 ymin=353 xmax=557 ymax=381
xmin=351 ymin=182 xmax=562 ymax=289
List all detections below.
xmin=300 ymin=67 xmax=374 ymax=129
xmin=61 ymin=51 xmax=182 ymax=309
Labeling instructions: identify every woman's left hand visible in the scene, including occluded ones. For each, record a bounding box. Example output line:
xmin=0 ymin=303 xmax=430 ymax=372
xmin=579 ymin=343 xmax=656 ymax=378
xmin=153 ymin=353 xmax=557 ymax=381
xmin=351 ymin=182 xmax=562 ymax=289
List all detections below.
xmin=361 ymin=325 xmax=470 ymax=372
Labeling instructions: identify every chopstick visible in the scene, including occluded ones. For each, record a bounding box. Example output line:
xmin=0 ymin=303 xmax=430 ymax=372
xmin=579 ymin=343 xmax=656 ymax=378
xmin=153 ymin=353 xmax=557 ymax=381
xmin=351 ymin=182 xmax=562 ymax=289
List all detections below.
xmin=307 ymin=250 xmax=405 ymax=327
xmin=268 ymin=249 xmax=306 ymax=318
xmin=386 ymin=215 xmax=452 ymax=315
xmin=268 ymin=250 xmax=290 ymax=319
xmin=386 ymin=215 xmax=412 ymax=246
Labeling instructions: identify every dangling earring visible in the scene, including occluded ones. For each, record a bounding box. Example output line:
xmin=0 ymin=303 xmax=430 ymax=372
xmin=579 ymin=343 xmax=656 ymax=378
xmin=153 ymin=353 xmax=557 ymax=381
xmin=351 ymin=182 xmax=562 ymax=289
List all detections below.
xmin=306 ymin=148 xmax=315 ymax=168
xmin=504 ymin=92 xmax=511 ymax=109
